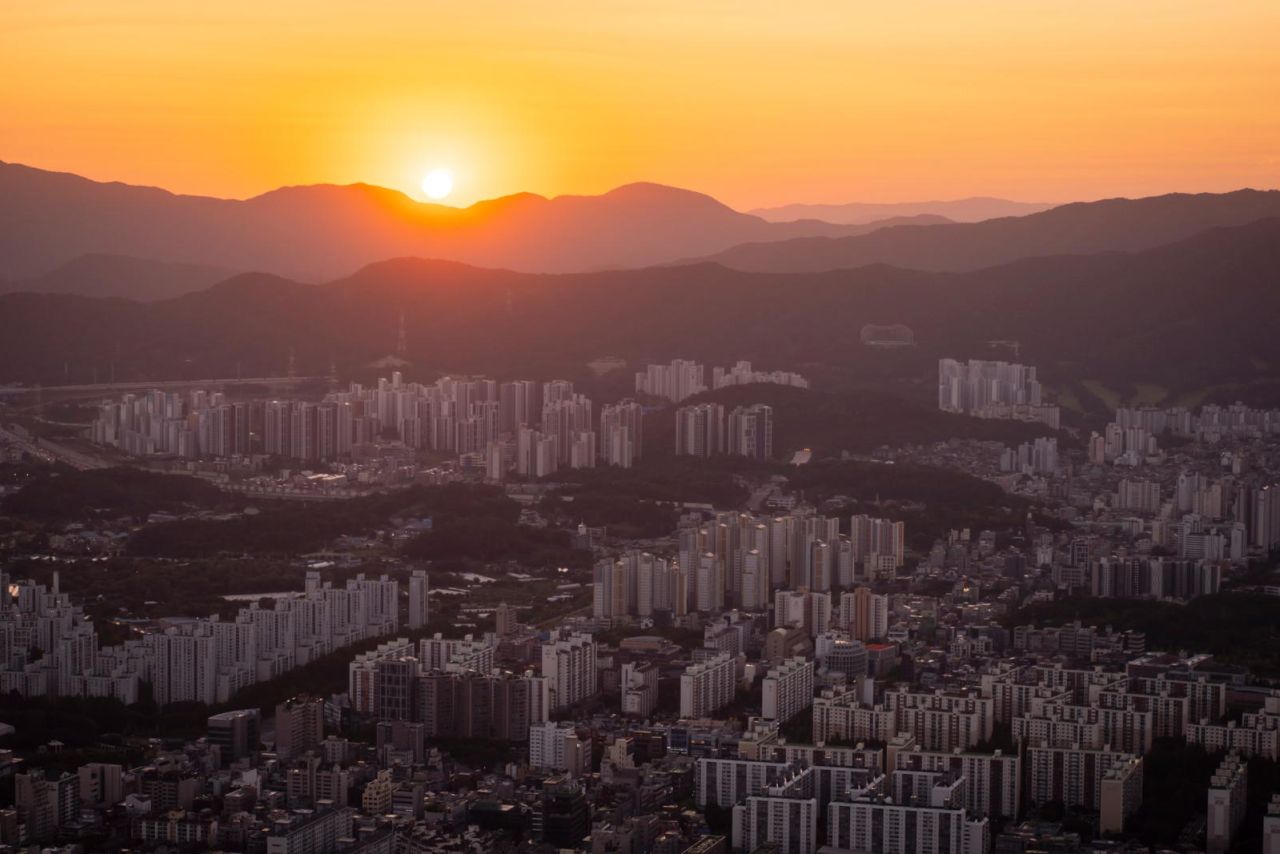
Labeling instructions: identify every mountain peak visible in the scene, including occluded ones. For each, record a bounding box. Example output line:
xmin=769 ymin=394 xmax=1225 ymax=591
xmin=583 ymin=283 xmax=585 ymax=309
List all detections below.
xmin=597 ymin=181 xmax=736 ymax=211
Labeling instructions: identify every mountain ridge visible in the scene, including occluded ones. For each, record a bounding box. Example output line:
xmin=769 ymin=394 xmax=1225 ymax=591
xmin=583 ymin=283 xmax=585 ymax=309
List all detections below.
xmin=699 ymin=188 xmax=1280 ymax=273
xmin=2 ymin=217 xmax=1278 ymax=407
xmin=0 ymin=254 xmax=236 ymax=302
xmin=751 ymin=196 xmax=1055 ymax=224
xmin=0 ymin=161 xmax=925 ymax=284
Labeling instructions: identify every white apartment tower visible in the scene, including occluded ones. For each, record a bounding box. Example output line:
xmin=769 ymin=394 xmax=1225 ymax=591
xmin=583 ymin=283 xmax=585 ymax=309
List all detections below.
xmin=680 ymin=653 xmax=737 ymax=718
xmin=600 ymin=399 xmax=643 ymax=468
xmin=1207 ymin=753 xmax=1248 ymax=854
xmin=727 ymin=404 xmax=774 ymax=460
xmin=675 ymin=403 xmax=725 ymax=458
xmin=636 ymin=359 xmax=706 ymax=402
xmin=541 ymin=632 xmax=598 ymax=711
xmin=762 ymin=657 xmax=815 ymax=723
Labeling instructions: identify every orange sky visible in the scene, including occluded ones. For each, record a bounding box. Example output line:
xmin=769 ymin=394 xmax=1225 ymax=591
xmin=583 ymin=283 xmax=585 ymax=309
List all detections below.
xmin=4 ymin=1 xmax=1278 ymax=209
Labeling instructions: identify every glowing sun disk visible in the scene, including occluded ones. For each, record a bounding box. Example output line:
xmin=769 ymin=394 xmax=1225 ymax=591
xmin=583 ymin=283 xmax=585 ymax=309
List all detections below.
xmin=421 ymin=168 xmax=454 ymax=200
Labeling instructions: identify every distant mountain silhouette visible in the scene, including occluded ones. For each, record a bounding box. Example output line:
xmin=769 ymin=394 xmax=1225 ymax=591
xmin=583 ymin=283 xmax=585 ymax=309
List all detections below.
xmin=1 ymin=254 xmax=234 ymax=302
xmin=2 ymin=218 xmax=1278 ymax=406
xmin=751 ymin=197 xmax=1054 ymax=224
xmin=0 ymin=161 xmax=940 ymax=285
xmin=700 ymin=189 xmax=1280 ymax=272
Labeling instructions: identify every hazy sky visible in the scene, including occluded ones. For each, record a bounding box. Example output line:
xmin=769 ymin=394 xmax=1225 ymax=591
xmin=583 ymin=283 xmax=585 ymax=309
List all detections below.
xmin=4 ymin=1 xmax=1278 ymax=208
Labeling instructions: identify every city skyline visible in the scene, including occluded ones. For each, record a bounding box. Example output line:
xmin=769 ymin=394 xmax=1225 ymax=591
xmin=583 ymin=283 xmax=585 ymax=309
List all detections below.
xmin=4 ymin=4 xmax=1280 ymax=853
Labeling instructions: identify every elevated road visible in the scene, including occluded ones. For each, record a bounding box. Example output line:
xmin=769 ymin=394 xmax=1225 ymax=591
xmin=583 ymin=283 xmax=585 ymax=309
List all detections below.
xmin=0 ymin=423 xmax=111 ymax=470
xmin=0 ymin=376 xmax=327 ymax=397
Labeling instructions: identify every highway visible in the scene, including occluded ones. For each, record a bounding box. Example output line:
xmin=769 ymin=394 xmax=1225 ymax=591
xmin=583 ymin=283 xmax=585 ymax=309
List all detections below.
xmin=0 ymin=376 xmax=326 ymax=397
xmin=0 ymin=423 xmax=113 ymax=471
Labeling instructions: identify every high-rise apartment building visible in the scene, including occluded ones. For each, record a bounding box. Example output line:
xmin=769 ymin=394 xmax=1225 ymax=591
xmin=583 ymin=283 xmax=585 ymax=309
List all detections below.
xmin=679 ymin=653 xmax=737 ymax=718
xmin=275 ymin=696 xmax=325 ymax=760
xmin=886 ymin=734 xmax=1020 ymax=820
xmin=541 ymin=632 xmax=598 ymax=711
xmin=850 ymin=515 xmax=905 ymax=571
xmin=1207 ymin=753 xmax=1247 ymax=854
xmin=529 ymin=721 xmax=590 ymax=776
xmin=635 ymin=359 xmax=706 ymax=402
xmin=493 ymin=602 xmax=517 ymax=637
xmin=593 ymin=552 xmax=678 ymax=619
xmin=621 ymin=662 xmax=659 ymax=718
xmin=78 ymin=763 xmax=124 ymax=809
xmin=1253 ymin=484 xmax=1280 ymax=550
xmin=727 ymin=404 xmax=774 ymax=460
xmin=840 ymin=587 xmax=889 ymax=642
xmin=828 ymin=772 xmax=990 ymax=854
xmin=407 ymin=569 xmax=429 ymax=630
xmin=542 ymin=393 xmax=594 ymax=466
xmin=1025 ymin=743 xmax=1142 ymax=815
xmin=732 ymin=766 xmax=819 ymax=854
xmin=675 ymin=403 xmax=725 ymax=458
xmin=762 ymin=657 xmax=815 ymax=723
xmin=516 ymin=426 xmax=559 ymax=478
xmin=600 ymin=399 xmax=643 ymax=468
xmin=938 ymin=358 xmax=1058 ymax=427
xmin=1116 ymin=478 xmax=1163 ymax=514
xmin=938 ymin=358 xmax=1042 ymax=412
xmin=1263 ymin=794 xmax=1280 ymax=854
xmin=713 ymin=360 xmax=808 ymax=391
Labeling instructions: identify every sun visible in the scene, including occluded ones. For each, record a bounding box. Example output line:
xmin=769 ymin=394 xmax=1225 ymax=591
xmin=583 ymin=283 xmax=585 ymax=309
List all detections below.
xmin=421 ymin=168 xmax=454 ymax=201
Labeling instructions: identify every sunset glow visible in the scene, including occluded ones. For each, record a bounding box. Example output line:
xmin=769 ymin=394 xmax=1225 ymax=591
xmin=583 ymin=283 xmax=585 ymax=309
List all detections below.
xmin=2 ymin=2 xmax=1278 ymax=207
xmin=421 ymin=168 xmax=454 ymax=201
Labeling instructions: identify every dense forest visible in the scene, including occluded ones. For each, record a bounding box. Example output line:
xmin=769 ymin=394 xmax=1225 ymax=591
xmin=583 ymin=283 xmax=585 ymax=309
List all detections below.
xmin=541 ymin=457 xmax=755 ymax=538
xmin=1015 ymin=593 xmax=1280 ymax=676
xmin=402 ymin=516 xmax=590 ymax=570
xmin=126 ymin=482 xmax=519 ymax=558
xmin=2 ymin=467 xmax=228 ymax=521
